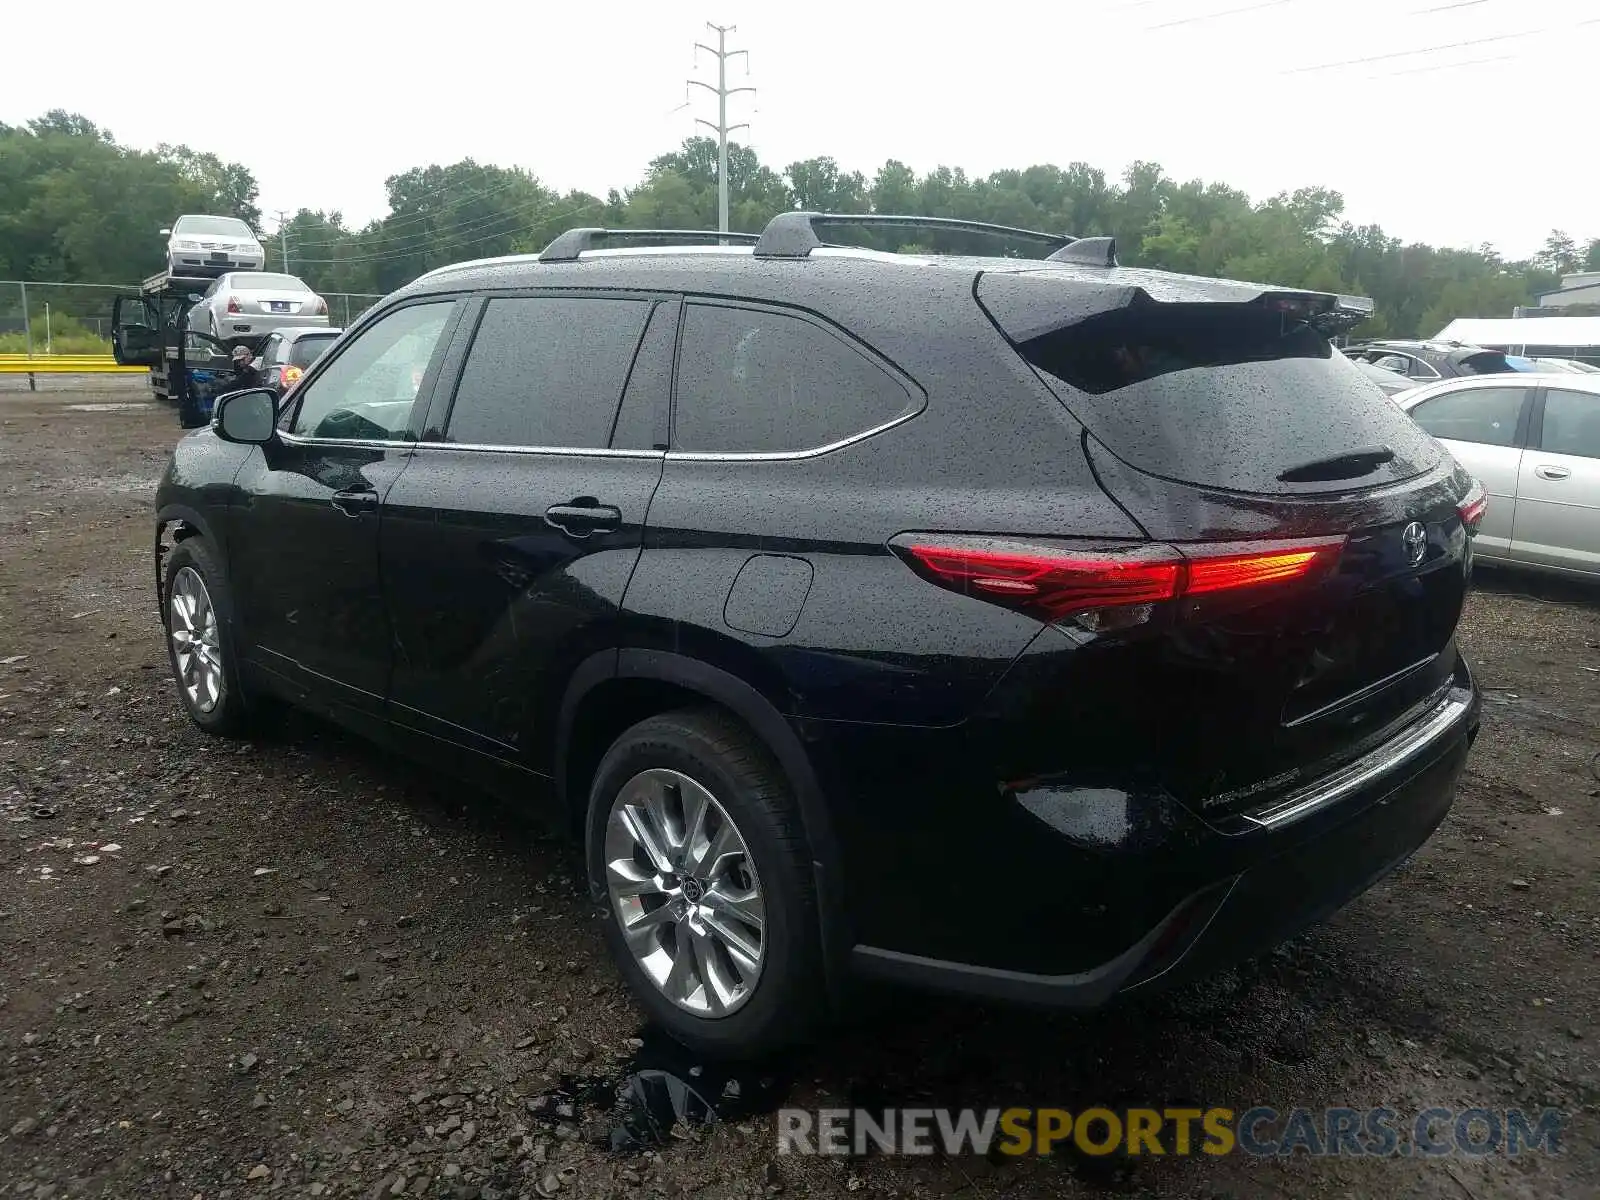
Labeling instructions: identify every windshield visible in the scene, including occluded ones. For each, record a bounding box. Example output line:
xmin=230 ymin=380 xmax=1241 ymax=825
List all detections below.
xmin=174 ymin=216 xmax=255 ymax=238
xmin=233 ymin=273 xmax=310 ymax=293
xmin=288 ymin=334 xmax=337 ymax=369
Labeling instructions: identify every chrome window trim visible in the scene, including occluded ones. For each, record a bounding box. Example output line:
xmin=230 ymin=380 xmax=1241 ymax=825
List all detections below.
xmin=1239 ymin=687 xmax=1473 ymax=830
xmin=276 ymin=429 xmax=665 ymax=458
xmin=663 ymin=405 xmax=921 ymax=461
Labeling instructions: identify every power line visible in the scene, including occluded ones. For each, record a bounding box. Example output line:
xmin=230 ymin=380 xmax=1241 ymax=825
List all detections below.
xmin=1387 ymin=51 xmax=1516 ymax=75
xmin=1415 ymin=0 xmax=1491 ymax=12
xmin=688 ymin=23 xmax=754 ymax=236
xmin=1148 ymin=0 xmax=1300 ymax=31
xmin=1284 ymin=28 xmax=1538 ymax=74
xmin=287 ymin=173 xmax=546 ymax=249
xmin=290 ymin=196 xmax=607 ymax=265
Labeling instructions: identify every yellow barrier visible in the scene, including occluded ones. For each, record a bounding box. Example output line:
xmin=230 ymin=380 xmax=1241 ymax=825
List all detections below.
xmin=0 ymin=355 xmax=148 ymax=375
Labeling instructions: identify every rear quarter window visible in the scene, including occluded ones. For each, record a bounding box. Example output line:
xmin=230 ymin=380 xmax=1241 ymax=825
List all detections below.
xmin=672 ymin=302 xmax=915 ymax=454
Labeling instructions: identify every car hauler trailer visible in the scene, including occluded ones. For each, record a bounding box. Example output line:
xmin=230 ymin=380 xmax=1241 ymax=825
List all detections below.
xmin=110 ymin=270 xmax=234 ymax=428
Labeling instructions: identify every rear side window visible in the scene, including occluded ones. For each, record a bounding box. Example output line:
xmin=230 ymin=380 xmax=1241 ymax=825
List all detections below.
xmin=446 ymin=297 xmax=651 ymax=448
xmin=1539 ymin=389 xmax=1600 ymax=458
xmin=1010 ymin=302 xmax=1441 ymax=494
xmin=1410 ymin=387 xmax=1528 ymax=448
xmin=673 ymin=303 xmax=912 ymax=454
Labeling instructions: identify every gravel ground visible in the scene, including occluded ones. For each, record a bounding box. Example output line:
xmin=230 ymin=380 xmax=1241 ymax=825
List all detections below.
xmin=1 ymin=387 xmax=1596 ymax=1199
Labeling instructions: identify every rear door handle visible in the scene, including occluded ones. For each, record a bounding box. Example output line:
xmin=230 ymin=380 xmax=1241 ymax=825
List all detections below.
xmin=330 ymin=487 xmax=379 ymax=517
xmin=544 ymin=501 xmax=623 ymax=538
xmin=1534 ymin=464 xmax=1571 ymax=481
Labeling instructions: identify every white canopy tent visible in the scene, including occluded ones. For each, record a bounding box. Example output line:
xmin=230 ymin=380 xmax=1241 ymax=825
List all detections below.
xmin=1435 ymin=317 xmax=1600 ymax=354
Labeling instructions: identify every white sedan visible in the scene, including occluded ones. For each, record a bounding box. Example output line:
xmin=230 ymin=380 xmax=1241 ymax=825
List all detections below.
xmin=186 ymin=272 xmax=330 ymax=345
xmin=1395 ymin=374 xmax=1600 ymax=580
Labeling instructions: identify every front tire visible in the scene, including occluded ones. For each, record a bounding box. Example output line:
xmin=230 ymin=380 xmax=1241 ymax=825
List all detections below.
xmin=587 ymin=708 xmax=824 ymax=1057
xmin=162 ymin=538 xmax=253 ymax=736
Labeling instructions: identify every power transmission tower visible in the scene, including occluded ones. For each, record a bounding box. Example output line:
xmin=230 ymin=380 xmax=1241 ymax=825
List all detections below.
xmin=688 ymin=23 xmax=754 ymax=236
xmin=274 ymin=209 xmax=291 ymax=272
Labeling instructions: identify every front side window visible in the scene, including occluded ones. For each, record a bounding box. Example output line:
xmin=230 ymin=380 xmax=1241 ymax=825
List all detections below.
xmin=289 ymin=302 xmax=454 ymax=441
xmin=1539 ymin=390 xmax=1600 ymax=459
xmin=1410 ymin=386 xmax=1527 ymax=448
xmin=443 ymin=296 xmax=650 ymax=448
xmin=260 ymin=335 xmax=283 ymax=366
xmin=673 ymin=303 xmax=912 ymax=454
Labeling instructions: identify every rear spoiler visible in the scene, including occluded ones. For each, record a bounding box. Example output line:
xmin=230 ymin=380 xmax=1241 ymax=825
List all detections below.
xmin=976 ymin=271 xmax=1378 ymax=344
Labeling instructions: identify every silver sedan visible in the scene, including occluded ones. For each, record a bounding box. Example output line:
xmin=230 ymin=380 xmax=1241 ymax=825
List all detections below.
xmin=1395 ymin=374 xmax=1600 ymax=580
xmin=186 ymin=272 xmax=330 ymax=345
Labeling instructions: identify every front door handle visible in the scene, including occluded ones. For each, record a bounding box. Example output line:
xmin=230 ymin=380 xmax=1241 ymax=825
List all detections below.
xmin=544 ymin=501 xmax=623 ymax=539
xmin=330 ymin=487 xmax=379 ymax=518
xmin=1534 ymin=464 xmax=1571 ymax=481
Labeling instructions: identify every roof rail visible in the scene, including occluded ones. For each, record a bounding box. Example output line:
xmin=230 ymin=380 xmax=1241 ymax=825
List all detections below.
xmin=1046 ymin=236 xmax=1117 ymax=268
xmin=753 ymin=212 xmax=1075 ymax=259
xmin=538 ymin=228 xmax=760 ymax=262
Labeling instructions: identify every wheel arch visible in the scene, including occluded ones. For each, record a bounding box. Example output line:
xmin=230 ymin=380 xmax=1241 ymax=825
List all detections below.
xmin=155 ymin=503 xmax=223 ymax=622
xmin=555 ymin=647 xmax=852 ymax=1003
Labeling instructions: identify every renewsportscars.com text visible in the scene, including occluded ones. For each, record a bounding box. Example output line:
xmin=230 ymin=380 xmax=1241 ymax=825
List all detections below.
xmin=777 ymin=1106 xmax=1565 ymax=1158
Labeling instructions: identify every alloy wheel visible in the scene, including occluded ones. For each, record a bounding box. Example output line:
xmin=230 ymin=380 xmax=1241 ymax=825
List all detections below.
xmin=168 ymin=566 xmax=224 ymax=713
xmin=603 ymin=767 xmax=767 ymax=1016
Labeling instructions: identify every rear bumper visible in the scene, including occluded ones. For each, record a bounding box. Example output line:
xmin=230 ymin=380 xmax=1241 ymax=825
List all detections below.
xmin=843 ymin=667 xmax=1479 ymax=1006
xmin=216 ymin=314 xmax=329 ymax=339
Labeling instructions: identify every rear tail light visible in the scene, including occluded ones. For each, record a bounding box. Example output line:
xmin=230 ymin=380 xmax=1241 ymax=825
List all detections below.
xmin=225 ymin=295 xmax=241 ymax=314
xmin=892 ymin=534 xmax=1345 ymax=631
xmin=1457 ymin=482 xmax=1487 ymax=532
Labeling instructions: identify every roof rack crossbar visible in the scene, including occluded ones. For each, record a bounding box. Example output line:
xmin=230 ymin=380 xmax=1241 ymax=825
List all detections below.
xmin=753 ymin=212 xmax=1076 ymax=260
xmin=538 ymin=227 xmax=760 ymax=262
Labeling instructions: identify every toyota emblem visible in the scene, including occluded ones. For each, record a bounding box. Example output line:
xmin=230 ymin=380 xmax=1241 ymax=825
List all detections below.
xmin=1402 ymin=521 xmax=1427 ymax=567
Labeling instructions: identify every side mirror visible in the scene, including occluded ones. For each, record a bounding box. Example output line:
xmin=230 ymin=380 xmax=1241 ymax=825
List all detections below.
xmin=160 ymin=227 xmax=172 ymax=236
xmin=213 ymin=389 xmax=278 ymax=445
xmin=187 ymin=293 xmax=204 ymax=303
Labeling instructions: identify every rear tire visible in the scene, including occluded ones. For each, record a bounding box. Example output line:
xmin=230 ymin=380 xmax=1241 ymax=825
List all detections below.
xmin=586 ymin=708 xmax=825 ymax=1058
xmin=161 ymin=538 xmax=255 ymax=736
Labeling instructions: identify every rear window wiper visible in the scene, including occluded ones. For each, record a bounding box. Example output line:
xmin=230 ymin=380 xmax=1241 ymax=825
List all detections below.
xmin=1277 ymin=445 xmax=1395 ymax=483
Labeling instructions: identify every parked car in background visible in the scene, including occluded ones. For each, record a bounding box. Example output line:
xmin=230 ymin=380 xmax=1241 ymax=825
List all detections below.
xmin=1507 ymin=356 xmax=1600 ymax=375
xmin=256 ymin=326 xmax=342 ymax=397
xmin=1344 ymin=339 xmax=1515 ymax=382
xmin=1353 ymin=357 xmax=1415 ymax=396
xmin=165 ymin=215 xmax=265 ymax=277
xmin=187 ymin=272 xmax=330 ymax=346
xmin=157 ymin=215 xmax=1484 ymax=1056
xmin=1396 ymin=374 xmax=1600 ymax=578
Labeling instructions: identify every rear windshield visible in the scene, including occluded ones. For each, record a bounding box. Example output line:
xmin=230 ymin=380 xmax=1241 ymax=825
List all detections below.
xmin=1017 ymin=304 xmax=1441 ymax=494
xmin=175 ymin=216 xmax=254 ymax=238
xmin=288 ymin=335 xmax=336 ymax=369
xmin=1456 ymin=351 xmax=1512 ymax=375
xmin=235 ymin=273 xmax=309 ymax=292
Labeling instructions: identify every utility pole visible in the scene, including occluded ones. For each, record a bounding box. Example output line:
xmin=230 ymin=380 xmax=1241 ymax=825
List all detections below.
xmin=688 ymin=23 xmax=754 ymax=236
xmin=274 ymin=209 xmax=291 ymax=273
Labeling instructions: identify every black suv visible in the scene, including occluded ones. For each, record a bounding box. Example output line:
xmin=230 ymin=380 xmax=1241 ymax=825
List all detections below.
xmin=155 ymin=214 xmax=1484 ymax=1057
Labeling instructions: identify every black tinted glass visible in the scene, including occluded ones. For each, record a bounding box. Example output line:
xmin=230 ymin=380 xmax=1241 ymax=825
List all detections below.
xmin=674 ymin=304 xmax=910 ymax=453
xmin=1539 ymin=390 xmax=1600 ymax=458
xmin=1016 ymin=306 xmax=1441 ymax=494
xmin=1411 ymin=387 xmax=1526 ymax=448
xmin=446 ymin=297 xmax=650 ymax=448
xmin=611 ymin=302 xmax=676 ymax=450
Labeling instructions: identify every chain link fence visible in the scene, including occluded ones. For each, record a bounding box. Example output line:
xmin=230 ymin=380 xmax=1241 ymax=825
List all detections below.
xmin=0 ymin=280 xmax=384 ymax=355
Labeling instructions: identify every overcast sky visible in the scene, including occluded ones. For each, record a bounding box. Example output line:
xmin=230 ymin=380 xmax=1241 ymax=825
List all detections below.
xmin=6 ymin=0 xmax=1597 ymax=258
